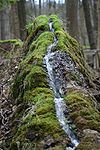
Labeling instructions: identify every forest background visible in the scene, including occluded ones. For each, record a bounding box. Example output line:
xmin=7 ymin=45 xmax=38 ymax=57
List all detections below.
xmin=0 ymin=0 xmax=100 ymax=50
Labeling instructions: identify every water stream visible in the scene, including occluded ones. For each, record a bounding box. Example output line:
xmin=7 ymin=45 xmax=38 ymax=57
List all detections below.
xmin=44 ymin=20 xmax=79 ymax=150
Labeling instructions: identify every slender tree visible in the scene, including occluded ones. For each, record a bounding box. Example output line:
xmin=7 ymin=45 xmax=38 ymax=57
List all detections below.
xmin=17 ymin=0 xmax=26 ymax=40
xmin=93 ymin=0 xmax=98 ymax=32
xmin=33 ymin=0 xmax=37 ymax=17
xmin=97 ymin=0 xmax=100 ymax=49
xmin=53 ymin=0 xmax=56 ymax=13
xmin=78 ymin=1 xmax=89 ymax=46
xmin=39 ymin=0 xmax=41 ymax=15
xmin=0 ymin=9 xmax=5 ymax=39
xmin=82 ymin=0 xmax=96 ymax=49
xmin=92 ymin=0 xmax=98 ymax=45
xmin=9 ymin=3 xmax=20 ymax=38
xmin=65 ymin=0 xmax=79 ymax=41
xmin=0 ymin=7 xmax=10 ymax=40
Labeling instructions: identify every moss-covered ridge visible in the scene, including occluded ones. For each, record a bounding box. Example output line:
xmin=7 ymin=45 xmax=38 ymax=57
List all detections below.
xmin=11 ymin=88 xmax=67 ymax=149
xmin=24 ymin=15 xmax=95 ymax=85
xmin=10 ymin=15 xmax=69 ymax=149
xmin=10 ymin=15 xmax=100 ymax=150
xmin=64 ymin=89 xmax=100 ymax=132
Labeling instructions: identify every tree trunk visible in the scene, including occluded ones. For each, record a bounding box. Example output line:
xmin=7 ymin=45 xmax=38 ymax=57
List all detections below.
xmin=0 ymin=9 xmax=5 ymax=40
xmin=78 ymin=1 xmax=89 ymax=46
xmin=53 ymin=0 xmax=56 ymax=13
xmin=82 ymin=0 xmax=96 ymax=49
xmin=0 ymin=7 xmax=10 ymax=40
xmin=93 ymin=0 xmax=98 ymax=45
xmin=65 ymin=0 xmax=80 ymax=41
xmin=97 ymin=0 xmax=100 ymax=49
xmin=9 ymin=3 xmax=20 ymax=39
xmin=39 ymin=0 xmax=41 ymax=15
xmin=33 ymin=0 xmax=37 ymax=17
xmin=17 ymin=0 xmax=26 ymax=40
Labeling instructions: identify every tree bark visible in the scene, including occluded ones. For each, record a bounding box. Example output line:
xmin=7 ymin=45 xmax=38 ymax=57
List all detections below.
xmin=9 ymin=3 xmax=20 ymax=39
xmin=39 ymin=0 xmax=41 ymax=15
xmin=93 ymin=0 xmax=98 ymax=32
xmin=0 ymin=9 xmax=5 ymax=40
xmin=97 ymin=0 xmax=100 ymax=49
xmin=65 ymin=0 xmax=80 ymax=41
xmin=78 ymin=1 xmax=89 ymax=46
xmin=17 ymin=0 xmax=26 ymax=40
xmin=33 ymin=0 xmax=37 ymax=17
xmin=0 ymin=7 xmax=10 ymax=40
xmin=53 ymin=0 xmax=56 ymax=13
xmin=82 ymin=0 xmax=96 ymax=49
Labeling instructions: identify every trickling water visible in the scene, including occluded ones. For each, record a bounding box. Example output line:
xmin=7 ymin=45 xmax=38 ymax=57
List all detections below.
xmin=44 ymin=20 xmax=79 ymax=149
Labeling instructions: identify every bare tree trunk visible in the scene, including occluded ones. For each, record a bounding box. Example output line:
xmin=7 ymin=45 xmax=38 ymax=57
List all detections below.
xmin=48 ymin=0 xmax=51 ymax=14
xmin=65 ymin=0 xmax=80 ymax=41
xmin=93 ymin=0 xmax=98 ymax=31
xmin=9 ymin=4 xmax=20 ymax=39
xmin=79 ymin=1 xmax=89 ymax=46
xmin=53 ymin=0 xmax=56 ymax=14
xmin=4 ymin=7 xmax=10 ymax=39
xmin=82 ymin=0 xmax=96 ymax=49
xmin=43 ymin=0 xmax=44 ymax=10
xmin=33 ymin=0 xmax=37 ymax=17
xmin=17 ymin=0 xmax=26 ymax=40
xmin=93 ymin=0 xmax=98 ymax=45
xmin=0 ymin=7 xmax=10 ymax=40
xmin=0 ymin=9 xmax=5 ymax=40
xmin=39 ymin=0 xmax=41 ymax=15
xmin=97 ymin=0 xmax=100 ymax=49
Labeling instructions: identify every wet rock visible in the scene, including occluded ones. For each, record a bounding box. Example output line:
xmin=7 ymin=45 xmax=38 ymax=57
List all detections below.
xmin=63 ymin=109 xmax=69 ymax=115
xmin=76 ymin=129 xmax=100 ymax=150
xmin=26 ymin=132 xmax=36 ymax=141
xmin=43 ymin=138 xmax=59 ymax=149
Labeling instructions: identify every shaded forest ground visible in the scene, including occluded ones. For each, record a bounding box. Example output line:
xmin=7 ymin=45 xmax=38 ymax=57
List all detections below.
xmin=0 ymin=40 xmax=23 ymax=147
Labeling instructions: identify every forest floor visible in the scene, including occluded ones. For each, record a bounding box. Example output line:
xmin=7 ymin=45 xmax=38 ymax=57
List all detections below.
xmin=0 ymin=41 xmax=22 ymax=148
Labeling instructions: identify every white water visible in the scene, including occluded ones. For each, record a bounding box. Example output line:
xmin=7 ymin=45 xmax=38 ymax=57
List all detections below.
xmin=44 ymin=21 xmax=79 ymax=149
xmin=54 ymin=97 xmax=79 ymax=150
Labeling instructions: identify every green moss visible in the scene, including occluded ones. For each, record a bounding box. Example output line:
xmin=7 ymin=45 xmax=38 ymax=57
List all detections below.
xmin=0 ymin=39 xmax=23 ymax=59
xmin=26 ymin=15 xmax=49 ymax=35
xmin=29 ymin=31 xmax=53 ymax=51
xmin=76 ymin=132 xmax=100 ymax=150
xmin=10 ymin=140 xmax=34 ymax=150
xmin=33 ymin=15 xmax=49 ymax=30
xmin=23 ymin=15 xmax=50 ymax=55
xmin=0 ymin=39 xmax=23 ymax=46
xmin=28 ymin=31 xmax=54 ymax=63
xmin=23 ymin=66 xmax=48 ymax=90
xmin=10 ymin=15 xmax=99 ymax=149
xmin=49 ymin=15 xmax=63 ymax=31
xmin=12 ymin=64 xmax=33 ymax=102
xmin=11 ymin=87 xmax=66 ymax=149
xmin=54 ymin=30 xmax=95 ymax=85
xmin=26 ymin=21 xmax=34 ymax=35
xmin=12 ymin=31 xmax=54 ymax=104
xmin=21 ymin=32 xmax=54 ymax=67
xmin=64 ymin=89 xmax=100 ymax=132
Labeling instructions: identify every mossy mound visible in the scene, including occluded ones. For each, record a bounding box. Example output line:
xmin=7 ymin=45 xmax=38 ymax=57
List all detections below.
xmin=12 ymin=31 xmax=54 ymax=103
xmin=10 ymin=88 xmax=67 ymax=149
xmin=0 ymin=39 xmax=23 ymax=46
xmin=64 ymin=89 xmax=100 ymax=132
xmin=76 ymin=129 xmax=100 ymax=150
xmin=0 ymin=39 xmax=23 ymax=58
xmin=10 ymin=15 xmax=100 ymax=150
